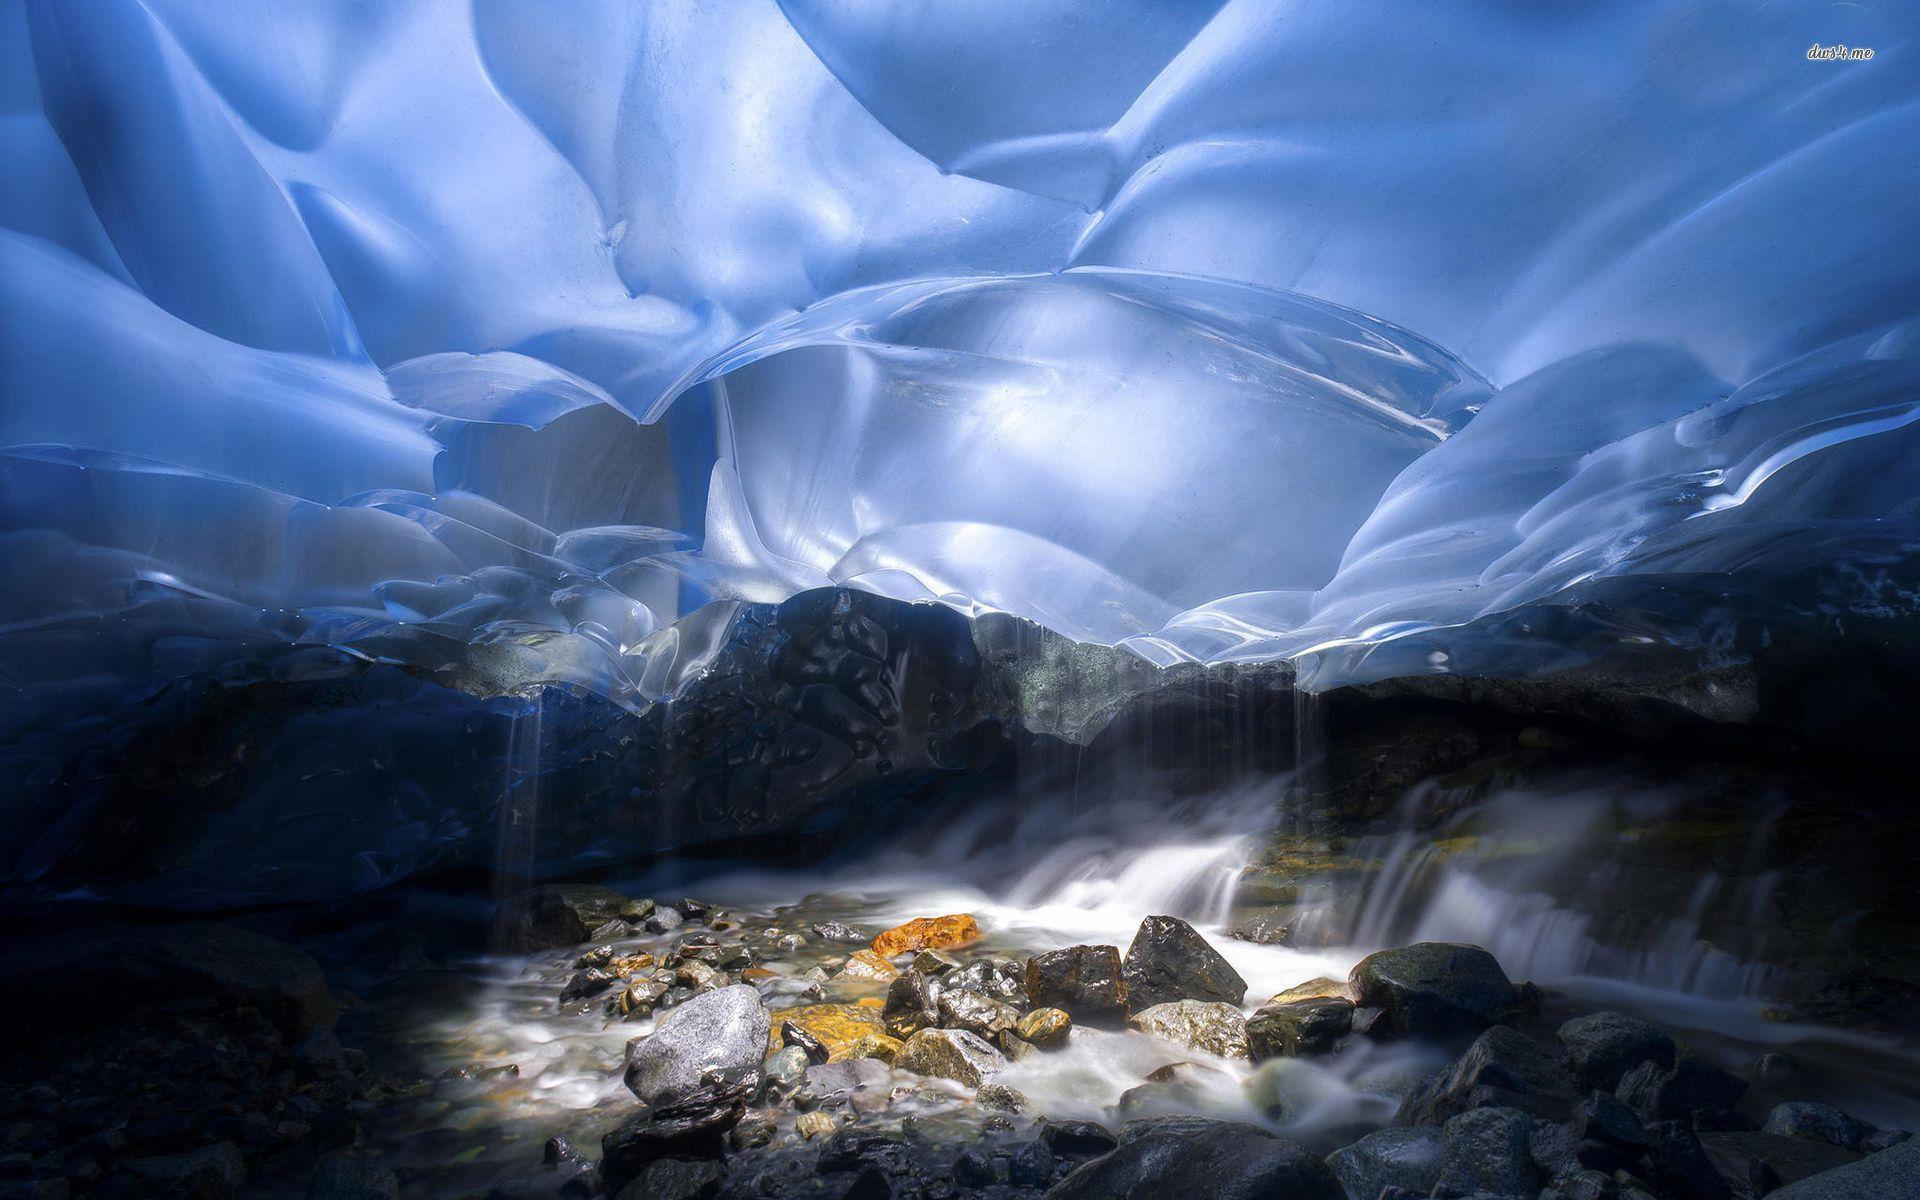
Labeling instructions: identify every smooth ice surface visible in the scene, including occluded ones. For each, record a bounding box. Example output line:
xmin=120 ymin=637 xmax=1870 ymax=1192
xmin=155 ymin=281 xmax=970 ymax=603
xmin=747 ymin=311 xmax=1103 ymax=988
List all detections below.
xmin=4 ymin=0 xmax=1920 ymax=713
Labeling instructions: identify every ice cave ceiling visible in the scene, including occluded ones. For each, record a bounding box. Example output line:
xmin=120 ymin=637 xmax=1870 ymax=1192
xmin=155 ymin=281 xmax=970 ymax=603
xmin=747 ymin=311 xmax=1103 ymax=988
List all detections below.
xmin=4 ymin=0 xmax=1919 ymax=713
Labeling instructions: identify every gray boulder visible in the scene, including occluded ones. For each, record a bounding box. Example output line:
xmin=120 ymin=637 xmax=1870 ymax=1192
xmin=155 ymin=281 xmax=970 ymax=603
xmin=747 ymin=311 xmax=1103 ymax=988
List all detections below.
xmin=1122 ymin=915 xmax=1249 ymax=1010
xmin=896 ymin=1027 xmax=1007 ymax=1087
xmin=939 ymin=987 xmax=1020 ymax=1041
xmin=615 ymin=1157 xmax=723 ymax=1200
xmin=1348 ymin=942 xmax=1515 ymax=1040
xmin=1557 ymin=1011 xmax=1676 ymax=1091
xmin=1247 ymin=997 xmax=1353 ymax=1060
xmin=624 ymin=985 xmax=770 ymax=1105
xmin=1026 ymin=945 xmax=1129 ymax=1023
xmin=1616 ymin=1054 xmax=1747 ymax=1124
xmin=1044 ymin=1119 xmax=1342 ymax=1200
xmin=1128 ymin=1000 xmax=1250 ymax=1058
xmin=1765 ymin=1101 xmax=1872 ymax=1151
xmin=1326 ymin=1126 xmax=1443 ymax=1199
xmin=1436 ymin=1106 xmax=1540 ymax=1198
xmin=1398 ymin=1024 xmax=1578 ymax=1125
xmin=1768 ymin=1135 xmax=1920 ymax=1199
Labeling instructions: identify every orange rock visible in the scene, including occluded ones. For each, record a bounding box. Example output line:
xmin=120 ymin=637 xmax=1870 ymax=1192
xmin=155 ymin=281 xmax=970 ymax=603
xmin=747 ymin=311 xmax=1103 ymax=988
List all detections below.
xmin=740 ymin=967 xmax=779 ymax=982
xmin=775 ymin=1002 xmax=888 ymax=1062
xmin=870 ymin=914 xmax=982 ymax=958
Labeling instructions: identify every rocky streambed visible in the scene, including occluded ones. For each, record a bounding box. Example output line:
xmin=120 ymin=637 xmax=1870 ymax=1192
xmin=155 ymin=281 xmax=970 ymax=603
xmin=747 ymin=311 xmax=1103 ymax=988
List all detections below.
xmin=122 ymin=879 xmax=1902 ymax=1200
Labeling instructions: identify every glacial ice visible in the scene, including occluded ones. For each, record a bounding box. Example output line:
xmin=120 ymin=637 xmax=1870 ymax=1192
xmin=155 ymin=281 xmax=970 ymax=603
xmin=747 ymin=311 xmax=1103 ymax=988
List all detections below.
xmin=3 ymin=0 xmax=1919 ymax=723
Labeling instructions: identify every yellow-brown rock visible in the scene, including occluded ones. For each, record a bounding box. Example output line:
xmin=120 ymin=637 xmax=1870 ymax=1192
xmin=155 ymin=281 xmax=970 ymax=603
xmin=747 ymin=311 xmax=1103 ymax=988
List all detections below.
xmin=609 ymin=953 xmax=654 ymax=976
xmin=835 ymin=949 xmax=901 ymax=983
xmin=871 ymin=914 xmax=981 ymax=958
xmin=844 ymin=1033 xmax=905 ymax=1064
xmin=1015 ymin=1007 xmax=1072 ymax=1050
xmin=1266 ymin=976 xmax=1349 ymax=1005
xmin=774 ymin=1001 xmax=889 ymax=1062
xmin=797 ymin=1111 xmax=838 ymax=1139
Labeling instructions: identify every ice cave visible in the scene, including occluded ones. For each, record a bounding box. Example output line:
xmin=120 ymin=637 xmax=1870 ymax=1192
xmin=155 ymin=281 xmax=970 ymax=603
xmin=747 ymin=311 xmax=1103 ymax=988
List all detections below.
xmin=3 ymin=2 xmax=1919 ymax=1198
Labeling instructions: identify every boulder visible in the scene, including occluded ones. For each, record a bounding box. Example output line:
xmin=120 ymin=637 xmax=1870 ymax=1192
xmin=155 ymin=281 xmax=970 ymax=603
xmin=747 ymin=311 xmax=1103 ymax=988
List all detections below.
xmin=306 ymin=1152 xmax=399 ymax=1200
xmin=1044 ymin=1119 xmax=1342 ymax=1200
xmin=1265 ymin=977 xmax=1349 ymax=1005
xmin=1644 ymin=1120 xmax=1733 ymax=1200
xmin=1247 ymin=997 xmax=1352 ymax=1060
xmin=895 ymin=1027 xmax=1007 ymax=1087
xmin=1348 ymin=942 xmax=1516 ymax=1040
xmin=1041 ymin=1121 xmax=1119 ymax=1159
xmin=1436 ymin=1106 xmax=1540 ymax=1198
xmin=1572 ymin=1090 xmax=1650 ymax=1172
xmin=1122 ymin=916 xmax=1249 ymax=1011
xmin=882 ymin=970 xmax=942 ymax=1038
xmin=602 ymin=1075 xmax=753 ymax=1186
xmin=1116 ymin=1061 xmax=1233 ymax=1120
xmin=1698 ymin=1132 xmax=1862 ymax=1194
xmin=1128 ymin=1000 xmax=1251 ymax=1058
xmin=624 ymin=985 xmax=770 ymax=1105
xmin=870 ymin=914 xmax=981 ymax=957
xmin=1768 ymin=1136 xmax=1920 ymax=1199
xmin=1764 ymin=1101 xmax=1872 ymax=1151
xmin=614 ymin=1157 xmax=723 ymax=1200
xmin=1010 ymin=1140 xmax=1054 ymax=1188
xmin=834 ymin=949 xmax=900 ymax=983
xmin=771 ymin=1002 xmax=887 ymax=1063
xmin=1025 ymin=945 xmax=1129 ymax=1023
xmin=1326 ymin=1126 xmax=1444 ymax=1200
xmin=1615 ymin=1055 xmax=1747 ymax=1124
xmin=492 ymin=885 xmax=653 ymax=952
xmin=794 ymin=1058 xmax=892 ymax=1111
xmin=1018 ymin=1007 xmax=1073 ymax=1050
xmin=953 ymin=956 xmax=1029 ymax=1003
xmin=1397 ymin=1024 xmax=1579 ymax=1125
xmin=1557 ymin=1011 xmax=1677 ymax=1091
xmin=938 ymin=988 xmax=1020 ymax=1041
xmin=1228 ymin=909 xmax=1294 ymax=946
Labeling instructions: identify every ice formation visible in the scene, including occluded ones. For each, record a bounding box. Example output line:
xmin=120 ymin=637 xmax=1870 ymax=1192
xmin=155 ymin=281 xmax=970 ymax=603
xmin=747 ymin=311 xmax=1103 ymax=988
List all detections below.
xmin=5 ymin=0 xmax=1919 ymax=720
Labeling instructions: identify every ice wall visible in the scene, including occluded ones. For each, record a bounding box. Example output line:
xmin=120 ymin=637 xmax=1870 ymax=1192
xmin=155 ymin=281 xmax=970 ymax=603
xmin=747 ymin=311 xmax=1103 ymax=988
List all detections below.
xmin=4 ymin=0 xmax=1919 ymax=730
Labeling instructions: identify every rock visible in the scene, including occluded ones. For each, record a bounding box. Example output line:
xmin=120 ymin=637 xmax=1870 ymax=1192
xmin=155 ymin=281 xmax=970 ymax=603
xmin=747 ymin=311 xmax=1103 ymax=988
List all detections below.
xmin=979 ymin=1083 xmax=1028 ymax=1113
xmin=589 ymin=918 xmax=636 ymax=943
xmin=761 ymin=1045 xmax=810 ymax=1097
xmin=560 ymin=967 xmax=617 ymax=1002
xmin=125 ymin=1141 xmax=245 ymax=1198
xmin=870 ymin=914 xmax=981 ymax=957
xmin=674 ymin=961 xmax=724 ymax=993
xmin=1767 ymin=1135 xmax=1920 ymax=1199
xmin=306 ymin=1152 xmax=398 ymax=1200
xmin=1118 ymin=1062 xmax=1234 ymax=1120
xmin=1010 ymin=1141 xmax=1053 ymax=1188
xmin=1399 ymin=1023 xmax=1580 ymax=1125
xmin=812 ymin=921 xmax=868 ymax=944
xmin=1437 ymin=1106 xmax=1540 ymax=1198
xmin=1266 ymin=977 xmax=1349 ymax=1005
xmin=1044 ymin=1119 xmax=1342 ymax=1200
xmin=845 ymin=1033 xmax=904 ymax=1064
xmin=895 ymin=1028 xmax=1007 ymax=1087
xmin=1615 ymin=1055 xmax=1747 ymax=1124
xmin=614 ymin=1157 xmax=723 ymax=1200
xmin=782 ymin=1021 xmax=829 ymax=1064
xmin=1127 ymin=1000 xmax=1250 ymax=1058
xmin=794 ymin=1058 xmax=892 ymax=1111
xmin=1573 ymin=1091 xmax=1650 ymax=1172
xmin=1348 ymin=942 xmax=1516 ymax=1040
xmin=953 ymin=956 xmax=1029 ymax=1003
xmin=772 ymin=1002 xmax=887 ymax=1062
xmin=1756 ymin=1051 xmax=1799 ymax=1082
xmin=796 ymin=1111 xmax=838 ymax=1140
xmin=909 ymin=948 xmax=961 ymax=974
xmin=601 ymin=1075 xmax=753 ymax=1186
xmin=1557 ymin=1012 xmax=1677 ymax=1092
xmin=729 ymin=1117 xmax=775 ymax=1151
xmin=1643 ymin=1120 xmax=1732 ymax=1200
xmin=646 ymin=907 xmax=686 ymax=934
xmin=882 ymin=970 xmax=942 ymax=1038
xmin=1017 ymin=1007 xmax=1072 ymax=1050
xmin=938 ymin=988 xmax=1020 ymax=1041
xmin=1025 ymin=945 xmax=1128 ymax=1023
xmin=1228 ymin=909 xmax=1294 ymax=946
xmin=835 ymin=950 xmax=900 ymax=983
xmin=953 ymin=1147 xmax=997 ymax=1187
xmin=624 ymin=985 xmax=770 ymax=1105
xmin=1246 ymin=997 xmax=1352 ymax=1060
xmin=1542 ymin=1167 xmax=1619 ymax=1200
xmin=1765 ymin=1101 xmax=1873 ymax=1151
xmin=1122 ymin=916 xmax=1249 ymax=1011
xmin=1041 ymin=1121 xmax=1119 ymax=1159
xmin=490 ymin=886 xmax=653 ymax=952
xmin=1326 ymin=1126 xmax=1444 ymax=1200
xmin=1697 ymin=1132 xmax=1862 ymax=1194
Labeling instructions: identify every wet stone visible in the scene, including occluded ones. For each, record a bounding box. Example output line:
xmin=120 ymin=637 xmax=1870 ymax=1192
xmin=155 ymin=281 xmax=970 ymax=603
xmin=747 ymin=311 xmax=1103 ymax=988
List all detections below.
xmin=616 ymin=1156 xmax=722 ymax=1200
xmin=1122 ymin=915 xmax=1249 ymax=1011
xmin=1615 ymin=1055 xmax=1747 ymax=1125
xmin=1558 ymin=1012 xmax=1677 ymax=1092
xmin=1437 ymin=1106 xmax=1540 ymax=1198
xmin=871 ymin=914 xmax=981 ymax=958
xmin=977 ymin=1083 xmax=1028 ymax=1113
xmin=937 ymin=988 xmax=1019 ymax=1042
xmin=882 ymin=971 xmax=941 ymax=1039
xmin=624 ymin=985 xmax=770 ymax=1106
xmin=1009 ymin=1140 xmax=1053 ymax=1188
xmin=1127 ymin=1000 xmax=1250 ymax=1059
xmin=794 ymin=1058 xmax=891 ymax=1111
xmin=811 ymin=921 xmax=867 ymax=944
xmin=895 ymin=1028 xmax=1006 ymax=1087
xmin=1024 ymin=945 xmax=1128 ymax=1024
xmin=1016 ymin=1007 xmax=1071 ymax=1050
xmin=1246 ymin=996 xmax=1352 ymax=1060
xmin=1045 ymin=1118 xmax=1342 ymax=1200
xmin=1327 ymin=1126 xmax=1444 ymax=1200
xmin=1349 ymin=942 xmax=1517 ymax=1040
xmin=952 ymin=957 xmax=1027 ymax=1004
